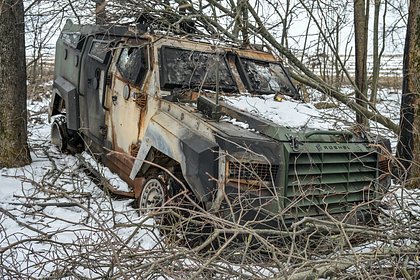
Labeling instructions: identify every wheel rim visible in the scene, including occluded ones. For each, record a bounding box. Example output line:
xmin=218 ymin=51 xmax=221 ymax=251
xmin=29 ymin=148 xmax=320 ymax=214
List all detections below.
xmin=139 ymin=178 xmax=165 ymax=214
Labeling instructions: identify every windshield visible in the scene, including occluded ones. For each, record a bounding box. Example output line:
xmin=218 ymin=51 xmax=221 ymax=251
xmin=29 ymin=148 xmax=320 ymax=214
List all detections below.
xmin=159 ymin=46 xmax=236 ymax=91
xmin=240 ymin=58 xmax=298 ymax=97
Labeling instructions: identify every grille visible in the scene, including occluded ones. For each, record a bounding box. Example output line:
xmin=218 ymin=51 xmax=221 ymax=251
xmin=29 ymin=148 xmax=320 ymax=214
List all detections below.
xmin=286 ymin=151 xmax=378 ymax=216
xmin=228 ymin=161 xmax=278 ymax=182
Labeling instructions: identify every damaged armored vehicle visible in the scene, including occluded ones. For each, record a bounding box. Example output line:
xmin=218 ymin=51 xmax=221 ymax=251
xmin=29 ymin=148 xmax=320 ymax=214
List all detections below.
xmin=49 ymin=19 xmax=391 ymax=231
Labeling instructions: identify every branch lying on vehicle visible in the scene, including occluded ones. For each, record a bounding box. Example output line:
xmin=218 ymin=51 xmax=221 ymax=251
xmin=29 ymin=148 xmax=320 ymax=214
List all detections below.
xmin=181 ymin=0 xmax=399 ymax=134
xmin=291 ymin=72 xmax=399 ymax=133
xmin=243 ymin=2 xmax=399 ymax=134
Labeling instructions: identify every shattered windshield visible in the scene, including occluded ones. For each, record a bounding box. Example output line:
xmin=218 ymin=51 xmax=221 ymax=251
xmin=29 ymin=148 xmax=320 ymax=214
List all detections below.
xmin=241 ymin=58 xmax=298 ymax=97
xmin=159 ymin=46 xmax=236 ymax=91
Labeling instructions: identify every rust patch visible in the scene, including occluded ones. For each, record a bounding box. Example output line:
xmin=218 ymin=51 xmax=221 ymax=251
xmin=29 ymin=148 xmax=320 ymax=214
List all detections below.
xmin=107 ymin=148 xmax=135 ymax=168
xmin=133 ymin=177 xmax=145 ymax=199
xmin=113 ymin=74 xmax=129 ymax=84
xmin=103 ymin=151 xmax=146 ymax=196
xmin=180 ymin=90 xmax=200 ymax=101
xmin=134 ymin=92 xmax=147 ymax=108
xmin=236 ymin=49 xmax=277 ymax=61
xmin=80 ymin=154 xmax=135 ymax=198
xmin=136 ymin=59 xmax=153 ymax=139
xmin=130 ymin=143 xmax=140 ymax=158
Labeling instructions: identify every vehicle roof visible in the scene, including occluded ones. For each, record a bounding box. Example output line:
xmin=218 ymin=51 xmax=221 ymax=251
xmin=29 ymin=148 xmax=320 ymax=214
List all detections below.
xmin=61 ymin=20 xmax=279 ymax=62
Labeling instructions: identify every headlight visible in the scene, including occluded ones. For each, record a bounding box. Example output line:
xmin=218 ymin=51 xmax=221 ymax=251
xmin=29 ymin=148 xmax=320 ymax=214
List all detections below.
xmin=226 ymin=160 xmax=278 ymax=192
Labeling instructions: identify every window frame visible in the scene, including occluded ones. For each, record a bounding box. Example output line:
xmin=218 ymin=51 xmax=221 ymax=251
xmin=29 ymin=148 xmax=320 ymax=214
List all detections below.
xmin=88 ymin=39 xmax=112 ymax=64
xmin=61 ymin=32 xmax=83 ymax=49
xmin=116 ymin=43 xmax=149 ymax=86
xmin=158 ymin=46 xmax=237 ymax=92
xmin=236 ymin=56 xmax=298 ymax=97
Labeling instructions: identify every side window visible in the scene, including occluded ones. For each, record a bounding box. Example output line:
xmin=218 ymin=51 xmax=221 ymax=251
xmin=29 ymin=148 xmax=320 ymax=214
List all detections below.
xmin=116 ymin=47 xmax=148 ymax=86
xmin=89 ymin=40 xmax=111 ymax=63
xmin=62 ymin=32 xmax=81 ymax=48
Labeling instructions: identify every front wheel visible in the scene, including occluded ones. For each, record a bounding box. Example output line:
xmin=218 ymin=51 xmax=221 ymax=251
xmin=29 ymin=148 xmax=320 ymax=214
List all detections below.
xmin=138 ymin=178 xmax=166 ymax=215
xmin=137 ymin=175 xmax=213 ymax=249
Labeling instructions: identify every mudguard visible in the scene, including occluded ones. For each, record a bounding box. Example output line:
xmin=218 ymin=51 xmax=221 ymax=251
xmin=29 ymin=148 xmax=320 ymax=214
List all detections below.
xmin=129 ymin=111 xmax=218 ymax=202
xmin=52 ymin=76 xmax=79 ymax=130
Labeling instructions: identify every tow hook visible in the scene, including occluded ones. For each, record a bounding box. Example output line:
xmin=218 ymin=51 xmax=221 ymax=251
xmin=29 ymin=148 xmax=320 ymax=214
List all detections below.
xmin=286 ymin=134 xmax=303 ymax=151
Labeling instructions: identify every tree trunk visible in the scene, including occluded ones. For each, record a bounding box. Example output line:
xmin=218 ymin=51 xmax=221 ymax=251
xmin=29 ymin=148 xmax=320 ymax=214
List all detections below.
xmin=241 ymin=0 xmax=249 ymax=48
xmin=93 ymin=0 xmax=107 ymax=24
xmin=396 ymin=0 xmax=420 ymax=186
xmin=281 ymin=0 xmax=291 ymax=49
xmin=370 ymin=0 xmax=381 ymax=106
xmin=353 ymin=0 xmax=369 ymax=126
xmin=0 ymin=0 xmax=31 ymax=168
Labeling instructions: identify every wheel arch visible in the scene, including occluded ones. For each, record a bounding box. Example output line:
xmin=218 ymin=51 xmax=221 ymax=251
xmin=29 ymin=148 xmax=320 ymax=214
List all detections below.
xmin=130 ymin=112 xmax=219 ymax=203
xmin=50 ymin=76 xmax=80 ymax=131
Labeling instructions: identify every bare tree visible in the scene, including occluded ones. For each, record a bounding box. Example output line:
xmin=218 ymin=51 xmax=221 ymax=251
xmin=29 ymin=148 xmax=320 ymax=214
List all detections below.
xmin=354 ymin=0 xmax=370 ymax=126
xmin=0 ymin=0 xmax=31 ymax=167
xmin=93 ymin=0 xmax=107 ymax=24
xmin=279 ymin=0 xmax=293 ymax=50
xmin=20 ymin=0 xmax=406 ymax=135
xmin=396 ymin=0 xmax=420 ymax=186
xmin=370 ymin=0 xmax=384 ymax=106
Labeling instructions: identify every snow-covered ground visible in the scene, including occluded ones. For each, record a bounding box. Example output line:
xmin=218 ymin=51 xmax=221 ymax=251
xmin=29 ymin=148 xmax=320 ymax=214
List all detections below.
xmin=0 ymin=98 xmax=161 ymax=278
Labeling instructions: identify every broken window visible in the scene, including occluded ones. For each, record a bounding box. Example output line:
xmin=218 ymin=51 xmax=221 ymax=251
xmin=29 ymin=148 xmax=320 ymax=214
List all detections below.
xmin=159 ymin=46 xmax=236 ymax=91
xmin=89 ymin=40 xmax=111 ymax=63
xmin=117 ymin=46 xmax=148 ymax=85
xmin=240 ymin=58 xmax=298 ymax=97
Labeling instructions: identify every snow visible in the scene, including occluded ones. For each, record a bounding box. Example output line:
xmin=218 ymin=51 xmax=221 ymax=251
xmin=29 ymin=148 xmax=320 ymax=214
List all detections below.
xmin=220 ymin=116 xmax=251 ymax=130
xmin=0 ymin=98 xmax=159 ymax=278
xmin=224 ymin=94 xmax=333 ymax=130
xmin=81 ymin=152 xmax=130 ymax=192
xmin=223 ymin=89 xmax=400 ymax=151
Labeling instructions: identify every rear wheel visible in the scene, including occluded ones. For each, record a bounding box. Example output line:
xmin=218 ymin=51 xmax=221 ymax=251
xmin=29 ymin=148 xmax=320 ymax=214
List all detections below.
xmin=51 ymin=115 xmax=83 ymax=153
xmin=51 ymin=115 xmax=68 ymax=151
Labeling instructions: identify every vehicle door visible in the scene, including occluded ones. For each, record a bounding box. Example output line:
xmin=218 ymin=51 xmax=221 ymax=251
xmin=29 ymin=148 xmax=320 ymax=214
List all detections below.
xmin=79 ymin=37 xmax=114 ymax=149
xmin=105 ymin=40 xmax=150 ymax=156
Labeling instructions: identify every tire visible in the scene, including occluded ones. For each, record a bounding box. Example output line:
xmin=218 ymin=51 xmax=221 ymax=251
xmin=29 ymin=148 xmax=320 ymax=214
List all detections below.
xmin=138 ymin=175 xmax=217 ymax=249
xmin=51 ymin=115 xmax=83 ymax=153
xmin=51 ymin=115 xmax=68 ymax=152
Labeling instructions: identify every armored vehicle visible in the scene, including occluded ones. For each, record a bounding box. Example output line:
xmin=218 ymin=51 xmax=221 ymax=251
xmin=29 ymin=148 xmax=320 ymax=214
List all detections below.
xmin=50 ymin=20 xmax=390 ymax=229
